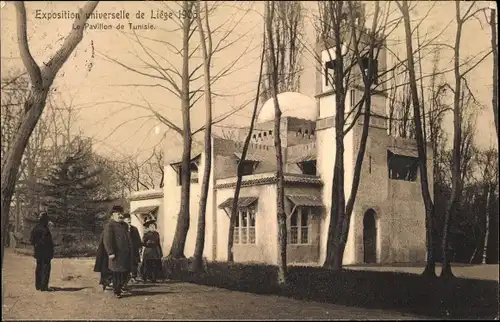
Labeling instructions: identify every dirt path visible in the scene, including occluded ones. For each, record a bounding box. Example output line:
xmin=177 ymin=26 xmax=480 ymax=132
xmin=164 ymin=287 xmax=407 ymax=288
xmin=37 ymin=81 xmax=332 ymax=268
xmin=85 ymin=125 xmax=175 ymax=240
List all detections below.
xmin=2 ymin=250 xmax=423 ymax=320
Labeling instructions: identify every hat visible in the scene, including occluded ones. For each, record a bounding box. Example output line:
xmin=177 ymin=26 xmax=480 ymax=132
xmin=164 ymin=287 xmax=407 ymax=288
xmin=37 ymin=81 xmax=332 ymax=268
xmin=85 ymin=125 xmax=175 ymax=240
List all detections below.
xmin=111 ymin=205 xmax=124 ymax=214
xmin=38 ymin=212 xmax=49 ymax=222
xmin=143 ymin=213 xmax=156 ymax=227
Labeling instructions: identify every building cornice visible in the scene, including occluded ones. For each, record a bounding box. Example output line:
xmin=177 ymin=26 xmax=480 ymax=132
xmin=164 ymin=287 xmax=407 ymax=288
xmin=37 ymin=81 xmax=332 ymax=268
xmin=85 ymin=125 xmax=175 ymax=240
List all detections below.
xmin=128 ymin=190 xmax=164 ymax=201
xmin=215 ymin=173 xmax=323 ymax=189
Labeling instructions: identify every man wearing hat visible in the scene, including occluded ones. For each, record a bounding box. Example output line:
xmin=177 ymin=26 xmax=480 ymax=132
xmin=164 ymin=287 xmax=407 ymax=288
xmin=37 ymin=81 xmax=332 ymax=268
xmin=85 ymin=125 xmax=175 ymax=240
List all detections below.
xmin=30 ymin=212 xmax=55 ymax=292
xmin=102 ymin=205 xmax=132 ymax=298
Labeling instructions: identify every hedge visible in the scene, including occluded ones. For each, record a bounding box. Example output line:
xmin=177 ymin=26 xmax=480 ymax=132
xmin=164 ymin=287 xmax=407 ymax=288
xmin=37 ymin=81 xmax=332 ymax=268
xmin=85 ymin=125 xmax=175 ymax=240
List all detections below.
xmin=162 ymin=258 xmax=499 ymax=319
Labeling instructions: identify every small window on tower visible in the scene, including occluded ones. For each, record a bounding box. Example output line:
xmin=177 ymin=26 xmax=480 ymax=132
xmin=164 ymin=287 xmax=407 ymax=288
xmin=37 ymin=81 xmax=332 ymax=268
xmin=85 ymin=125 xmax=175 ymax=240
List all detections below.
xmin=297 ymin=160 xmax=317 ymax=176
xmin=361 ymin=57 xmax=379 ymax=84
xmin=387 ymin=150 xmax=418 ymax=181
xmin=325 ymin=59 xmax=337 ymax=87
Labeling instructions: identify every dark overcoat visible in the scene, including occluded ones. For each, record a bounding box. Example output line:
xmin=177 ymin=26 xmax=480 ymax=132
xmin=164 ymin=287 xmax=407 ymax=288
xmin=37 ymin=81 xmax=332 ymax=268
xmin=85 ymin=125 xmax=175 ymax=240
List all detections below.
xmin=30 ymin=223 xmax=54 ymax=260
xmin=129 ymin=225 xmax=142 ymax=264
xmin=103 ymin=220 xmax=132 ymax=272
xmin=142 ymin=231 xmax=163 ymax=261
xmin=93 ymin=233 xmax=111 ymax=274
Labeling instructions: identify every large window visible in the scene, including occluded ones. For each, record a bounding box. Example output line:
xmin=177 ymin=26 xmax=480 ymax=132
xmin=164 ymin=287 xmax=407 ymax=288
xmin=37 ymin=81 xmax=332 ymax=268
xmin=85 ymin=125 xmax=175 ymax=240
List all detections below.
xmin=234 ymin=208 xmax=256 ymax=244
xmin=290 ymin=207 xmax=312 ymax=245
xmin=387 ymin=150 xmax=419 ymax=182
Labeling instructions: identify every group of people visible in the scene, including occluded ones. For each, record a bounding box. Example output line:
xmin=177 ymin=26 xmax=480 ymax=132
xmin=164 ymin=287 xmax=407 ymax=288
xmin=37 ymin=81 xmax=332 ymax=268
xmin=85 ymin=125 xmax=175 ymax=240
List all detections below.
xmin=28 ymin=206 xmax=163 ymax=299
xmin=94 ymin=205 xmax=163 ymax=298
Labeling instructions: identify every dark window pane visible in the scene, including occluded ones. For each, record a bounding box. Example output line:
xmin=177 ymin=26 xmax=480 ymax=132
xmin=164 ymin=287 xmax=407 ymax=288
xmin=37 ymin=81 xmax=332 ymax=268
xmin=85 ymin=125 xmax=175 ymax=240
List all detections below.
xmin=241 ymin=210 xmax=248 ymax=227
xmin=290 ymin=227 xmax=298 ymax=244
xmin=300 ymin=227 xmax=308 ymax=244
xmin=387 ymin=150 xmax=419 ymax=182
xmin=301 ymin=209 xmax=309 ymax=227
xmin=241 ymin=161 xmax=255 ymax=176
xmin=249 ymin=210 xmax=256 ymax=227
xmin=299 ymin=160 xmax=317 ymax=175
xmin=291 ymin=211 xmax=298 ymax=226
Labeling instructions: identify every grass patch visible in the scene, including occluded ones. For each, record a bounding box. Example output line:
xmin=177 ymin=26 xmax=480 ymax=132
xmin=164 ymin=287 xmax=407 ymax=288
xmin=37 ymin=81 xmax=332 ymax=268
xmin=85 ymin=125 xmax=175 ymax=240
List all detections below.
xmin=163 ymin=259 xmax=499 ymax=319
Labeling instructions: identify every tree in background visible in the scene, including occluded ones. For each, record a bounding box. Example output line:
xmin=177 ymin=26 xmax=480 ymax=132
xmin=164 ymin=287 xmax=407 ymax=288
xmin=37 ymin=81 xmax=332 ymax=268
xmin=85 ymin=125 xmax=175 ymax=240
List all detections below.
xmin=440 ymin=1 xmax=492 ymax=278
xmin=260 ymin=1 xmax=303 ymax=104
xmin=398 ymin=0 xmax=438 ymax=277
xmin=39 ymin=138 xmax=104 ymax=232
xmin=1 ymin=1 xmax=99 ymax=269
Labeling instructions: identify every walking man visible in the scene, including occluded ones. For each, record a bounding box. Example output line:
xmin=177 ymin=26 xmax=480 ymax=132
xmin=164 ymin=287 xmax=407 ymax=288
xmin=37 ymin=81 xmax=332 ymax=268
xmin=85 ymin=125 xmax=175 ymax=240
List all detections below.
xmin=30 ymin=212 xmax=54 ymax=292
xmin=103 ymin=206 xmax=132 ymax=298
xmin=122 ymin=213 xmax=142 ymax=288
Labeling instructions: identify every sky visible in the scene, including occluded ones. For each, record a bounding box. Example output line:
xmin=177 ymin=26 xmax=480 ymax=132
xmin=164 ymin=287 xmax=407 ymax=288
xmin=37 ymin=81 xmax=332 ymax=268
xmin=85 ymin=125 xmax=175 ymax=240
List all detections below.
xmin=1 ymin=1 xmax=497 ymax=163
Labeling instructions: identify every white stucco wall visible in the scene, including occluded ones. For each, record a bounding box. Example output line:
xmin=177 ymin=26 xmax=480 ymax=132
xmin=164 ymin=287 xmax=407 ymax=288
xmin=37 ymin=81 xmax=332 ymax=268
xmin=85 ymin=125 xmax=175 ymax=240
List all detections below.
xmin=162 ymin=144 xmax=216 ymax=260
xmin=315 ymin=118 xmax=356 ymax=265
xmin=214 ymin=183 xmax=277 ymax=263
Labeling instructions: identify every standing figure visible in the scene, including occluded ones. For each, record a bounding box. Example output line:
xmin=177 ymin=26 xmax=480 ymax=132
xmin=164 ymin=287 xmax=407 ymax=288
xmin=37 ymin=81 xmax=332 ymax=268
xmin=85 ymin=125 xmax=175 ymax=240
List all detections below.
xmin=141 ymin=221 xmax=163 ymax=283
xmin=102 ymin=205 xmax=132 ymax=298
xmin=30 ymin=212 xmax=54 ymax=292
xmin=122 ymin=213 xmax=142 ymax=288
xmin=93 ymin=220 xmax=113 ymax=291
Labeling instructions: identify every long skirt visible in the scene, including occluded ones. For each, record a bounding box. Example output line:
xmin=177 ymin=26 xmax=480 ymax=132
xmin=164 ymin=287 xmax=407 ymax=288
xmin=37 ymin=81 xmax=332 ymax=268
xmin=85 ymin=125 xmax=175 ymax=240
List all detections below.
xmin=142 ymin=259 xmax=162 ymax=282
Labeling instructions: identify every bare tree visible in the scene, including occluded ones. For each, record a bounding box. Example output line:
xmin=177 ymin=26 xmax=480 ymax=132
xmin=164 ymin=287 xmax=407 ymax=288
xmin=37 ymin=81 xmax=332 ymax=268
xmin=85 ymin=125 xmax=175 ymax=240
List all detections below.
xmin=316 ymin=1 xmax=396 ymax=270
xmin=1 ymin=1 xmax=98 ymax=268
xmin=440 ymin=1 xmax=492 ymax=278
xmin=397 ymin=0 xmax=438 ymax=277
xmin=490 ymin=3 xmax=498 ymax=139
xmin=265 ymin=0 xmax=288 ymax=285
xmin=468 ymin=147 xmax=498 ymax=263
xmin=192 ymin=0 xmax=213 ymax=271
xmin=260 ymin=1 xmax=304 ymax=103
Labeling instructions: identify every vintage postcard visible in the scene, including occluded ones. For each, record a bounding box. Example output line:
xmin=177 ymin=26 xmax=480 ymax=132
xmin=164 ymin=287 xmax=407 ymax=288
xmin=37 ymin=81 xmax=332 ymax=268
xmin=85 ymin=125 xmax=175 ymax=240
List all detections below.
xmin=1 ymin=1 xmax=498 ymax=320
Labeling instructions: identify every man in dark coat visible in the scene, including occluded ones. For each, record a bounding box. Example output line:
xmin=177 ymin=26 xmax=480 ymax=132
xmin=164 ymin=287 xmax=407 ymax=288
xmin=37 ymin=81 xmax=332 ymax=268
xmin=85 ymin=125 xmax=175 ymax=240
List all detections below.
xmin=93 ymin=225 xmax=112 ymax=290
xmin=122 ymin=213 xmax=142 ymax=287
xmin=30 ymin=212 xmax=54 ymax=292
xmin=103 ymin=205 xmax=132 ymax=298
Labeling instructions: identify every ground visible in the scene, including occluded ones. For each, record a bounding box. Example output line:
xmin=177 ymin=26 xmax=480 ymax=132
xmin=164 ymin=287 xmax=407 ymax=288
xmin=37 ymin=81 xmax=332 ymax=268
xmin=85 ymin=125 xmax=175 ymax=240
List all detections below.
xmin=2 ymin=249 xmax=497 ymax=320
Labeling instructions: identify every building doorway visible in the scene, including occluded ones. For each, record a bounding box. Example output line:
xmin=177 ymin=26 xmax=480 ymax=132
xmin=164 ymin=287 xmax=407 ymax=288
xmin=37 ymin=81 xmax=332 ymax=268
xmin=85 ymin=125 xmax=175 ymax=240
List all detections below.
xmin=363 ymin=209 xmax=377 ymax=263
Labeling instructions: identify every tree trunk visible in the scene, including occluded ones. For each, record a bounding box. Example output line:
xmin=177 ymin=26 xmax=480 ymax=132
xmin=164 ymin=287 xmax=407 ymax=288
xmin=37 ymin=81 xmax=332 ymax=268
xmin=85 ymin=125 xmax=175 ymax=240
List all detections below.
xmin=486 ymin=188 xmax=498 ymax=263
xmin=2 ymin=89 xmax=48 ymax=266
xmin=227 ymin=32 xmax=266 ymax=263
xmin=482 ymin=184 xmax=495 ymax=263
xmin=169 ymin=0 xmax=193 ymax=259
xmin=399 ymin=0 xmax=437 ymax=277
xmin=324 ymin=2 xmax=346 ymax=271
xmin=470 ymin=184 xmax=489 ymax=264
xmin=1 ymin=0 xmax=99 ymax=270
xmin=265 ymin=0 xmax=288 ymax=286
xmin=192 ymin=1 xmax=212 ymax=271
xmin=442 ymin=2 xmax=465 ymax=279
xmin=491 ymin=7 xmax=498 ymax=140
